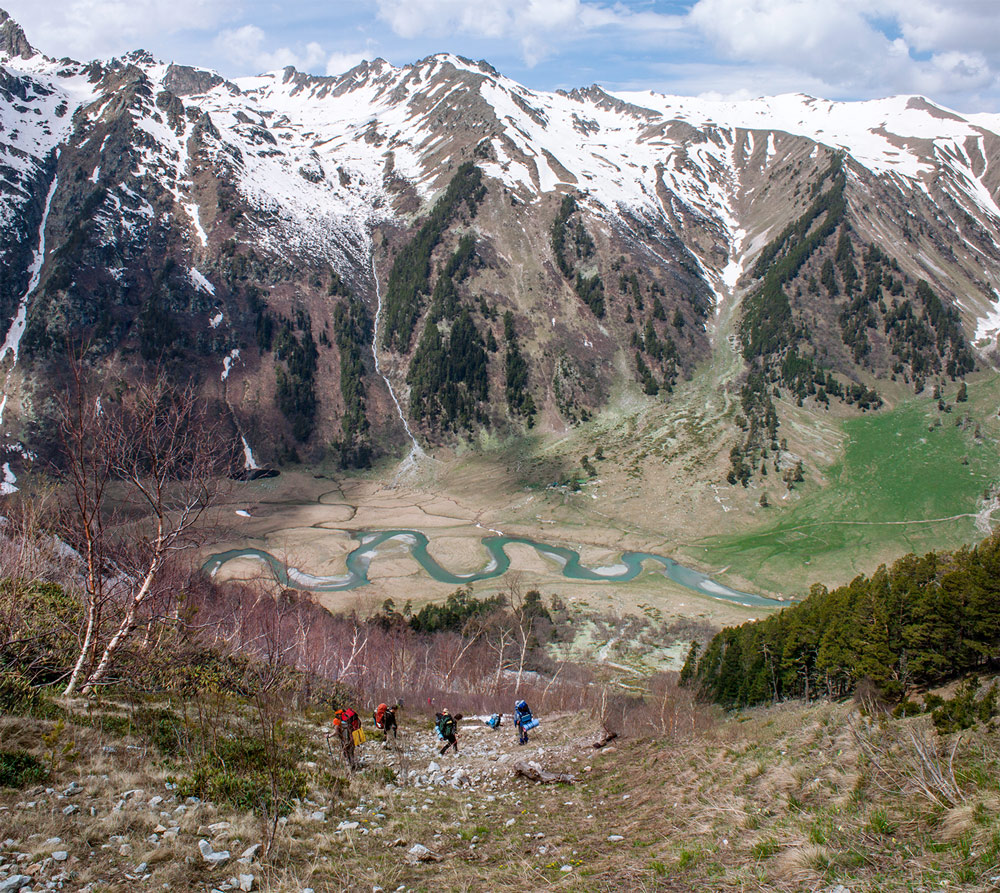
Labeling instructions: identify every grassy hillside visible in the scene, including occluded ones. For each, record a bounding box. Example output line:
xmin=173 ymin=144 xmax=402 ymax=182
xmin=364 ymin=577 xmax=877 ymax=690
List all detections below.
xmin=697 ymin=375 xmax=1000 ymax=596
xmin=4 ymin=689 xmax=1000 ymax=892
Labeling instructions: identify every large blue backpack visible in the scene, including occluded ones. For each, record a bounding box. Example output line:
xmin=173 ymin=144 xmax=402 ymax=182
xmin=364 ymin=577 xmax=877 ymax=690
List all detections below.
xmin=515 ymin=700 xmax=539 ymax=730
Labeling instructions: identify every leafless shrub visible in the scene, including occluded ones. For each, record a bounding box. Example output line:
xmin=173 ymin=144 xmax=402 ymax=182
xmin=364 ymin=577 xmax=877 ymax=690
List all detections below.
xmin=592 ymin=672 xmax=720 ymax=740
xmin=850 ymin=712 xmax=965 ymax=808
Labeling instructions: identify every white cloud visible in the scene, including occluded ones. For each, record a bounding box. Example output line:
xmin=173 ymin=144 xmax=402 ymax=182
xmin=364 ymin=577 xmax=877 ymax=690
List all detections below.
xmin=685 ymin=0 xmax=1000 ymax=103
xmin=3 ymin=0 xmax=236 ymax=61
xmin=374 ymin=0 xmax=683 ymax=66
xmin=326 ymin=51 xmax=369 ymax=76
xmin=213 ymin=23 xmax=327 ymax=74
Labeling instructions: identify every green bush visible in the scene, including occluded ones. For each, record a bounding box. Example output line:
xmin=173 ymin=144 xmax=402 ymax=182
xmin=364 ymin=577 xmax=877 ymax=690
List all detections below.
xmin=363 ymin=765 xmax=397 ymax=786
xmin=175 ymin=733 xmax=307 ymax=816
xmin=0 ymin=749 xmax=48 ymax=787
xmin=0 ymin=671 xmax=40 ymax=715
xmin=90 ymin=707 xmax=183 ymax=755
xmin=929 ymin=678 xmax=998 ymax=734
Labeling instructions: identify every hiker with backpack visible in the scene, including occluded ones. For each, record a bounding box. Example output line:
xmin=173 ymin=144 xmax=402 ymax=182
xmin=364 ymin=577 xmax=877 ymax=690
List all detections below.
xmin=514 ymin=699 xmax=537 ymax=745
xmin=374 ymin=702 xmax=398 ymax=746
xmin=435 ymin=709 xmax=461 ymax=755
xmin=332 ymin=706 xmax=363 ymax=770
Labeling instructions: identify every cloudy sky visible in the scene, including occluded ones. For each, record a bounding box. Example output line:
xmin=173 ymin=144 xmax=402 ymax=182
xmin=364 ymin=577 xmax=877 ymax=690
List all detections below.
xmin=5 ymin=0 xmax=1000 ymax=111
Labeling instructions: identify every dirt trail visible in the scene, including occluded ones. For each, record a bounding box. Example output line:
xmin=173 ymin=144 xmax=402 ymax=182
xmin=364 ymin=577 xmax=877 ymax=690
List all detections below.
xmin=355 ymin=710 xmax=589 ymax=796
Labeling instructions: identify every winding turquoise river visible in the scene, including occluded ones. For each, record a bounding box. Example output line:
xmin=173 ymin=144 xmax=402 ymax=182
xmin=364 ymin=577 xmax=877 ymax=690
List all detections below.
xmin=203 ymin=530 xmax=784 ymax=608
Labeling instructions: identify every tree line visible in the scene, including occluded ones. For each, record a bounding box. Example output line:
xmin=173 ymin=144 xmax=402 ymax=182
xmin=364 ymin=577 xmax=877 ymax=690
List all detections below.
xmin=683 ymin=532 xmax=1000 ymax=708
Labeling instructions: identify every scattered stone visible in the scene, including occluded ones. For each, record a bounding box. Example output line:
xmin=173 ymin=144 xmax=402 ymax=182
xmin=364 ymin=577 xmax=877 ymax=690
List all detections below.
xmin=51 ymin=851 xmax=68 ymax=862
xmin=120 ymin=789 xmax=143 ymax=801
xmin=199 ymin=839 xmax=230 ymax=865
xmin=608 ymin=835 xmax=624 ymax=843
xmin=309 ymin=811 xmax=327 ymax=822
xmin=44 ymin=838 xmax=62 ymax=847
xmin=62 ymin=805 xmax=79 ymax=816
xmin=237 ymin=844 xmax=260 ymax=865
xmin=148 ymin=796 xmax=163 ymax=809
xmin=62 ymin=782 xmax=81 ymax=796
xmin=406 ymin=844 xmax=441 ymax=863
xmin=512 ymin=761 xmax=575 ymax=784
xmin=207 ymin=822 xmax=231 ymax=833
xmin=239 ymin=875 xmax=255 ymax=891
xmin=560 ymin=864 xmax=573 ymax=873
xmin=0 ymin=875 xmax=31 ymax=892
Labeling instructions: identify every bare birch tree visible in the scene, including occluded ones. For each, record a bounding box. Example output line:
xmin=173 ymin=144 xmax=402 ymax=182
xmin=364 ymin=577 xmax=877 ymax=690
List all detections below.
xmin=57 ymin=365 xmax=232 ymax=695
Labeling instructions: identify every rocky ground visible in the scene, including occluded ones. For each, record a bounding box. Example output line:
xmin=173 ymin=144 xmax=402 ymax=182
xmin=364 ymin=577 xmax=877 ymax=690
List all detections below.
xmin=5 ymin=698 xmax=1000 ymax=892
xmin=0 ymin=710 xmax=619 ymax=893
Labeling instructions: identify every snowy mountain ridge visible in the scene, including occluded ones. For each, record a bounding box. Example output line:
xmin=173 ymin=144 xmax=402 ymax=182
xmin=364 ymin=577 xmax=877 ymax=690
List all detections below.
xmin=4 ymin=21 xmax=1000 ymax=294
xmin=3 ymin=9 xmax=1000 ymax=476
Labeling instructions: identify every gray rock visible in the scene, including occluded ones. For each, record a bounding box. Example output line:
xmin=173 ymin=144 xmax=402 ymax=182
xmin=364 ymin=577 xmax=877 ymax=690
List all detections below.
xmin=52 ymin=851 xmax=68 ymax=861
xmin=0 ymin=877 xmax=31 ymax=893
xmin=406 ymin=843 xmax=441 ymax=863
xmin=198 ymin=839 xmax=230 ymax=865
xmin=239 ymin=875 xmax=255 ymax=891
xmin=309 ymin=810 xmax=327 ymax=821
xmin=62 ymin=805 xmax=79 ymax=816
xmin=237 ymin=844 xmax=260 ymax=865
xmin=120 ymin=789 xmax=143 ymax=801
xmin=62 ymin=783 xmax=81 ymax=796
xmin=148 ymin=796 xmax=163 ymax=809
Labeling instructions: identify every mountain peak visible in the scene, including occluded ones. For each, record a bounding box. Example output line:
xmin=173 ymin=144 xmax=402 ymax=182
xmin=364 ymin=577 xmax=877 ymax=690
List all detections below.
xmin=0 ymin=9 xmax=35 ymax=60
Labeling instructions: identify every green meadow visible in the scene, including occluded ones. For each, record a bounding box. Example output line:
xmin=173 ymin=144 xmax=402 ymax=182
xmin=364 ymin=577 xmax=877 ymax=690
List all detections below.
xmin=697 ymin=376 xmax=1000 ymax=597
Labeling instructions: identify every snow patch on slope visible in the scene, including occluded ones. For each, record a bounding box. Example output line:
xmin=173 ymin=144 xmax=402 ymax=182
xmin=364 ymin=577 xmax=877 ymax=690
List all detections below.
xmin=189 ymin=268 xmax=216 ymax=294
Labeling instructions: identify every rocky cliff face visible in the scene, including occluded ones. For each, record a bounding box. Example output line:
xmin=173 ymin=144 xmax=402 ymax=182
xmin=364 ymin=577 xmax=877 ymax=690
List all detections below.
xmin=2 ymin=11 xmax=1000 ymax=482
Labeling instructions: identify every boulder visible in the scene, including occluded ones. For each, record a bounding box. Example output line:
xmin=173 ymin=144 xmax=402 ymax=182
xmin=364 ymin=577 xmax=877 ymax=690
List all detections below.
xmin=406 ymin=843 xmax=441 ymax=863
xmin=238 ymin=843 xmax=261 ymax=864
xmin=198 ymin=839 xmax=230 ymax=865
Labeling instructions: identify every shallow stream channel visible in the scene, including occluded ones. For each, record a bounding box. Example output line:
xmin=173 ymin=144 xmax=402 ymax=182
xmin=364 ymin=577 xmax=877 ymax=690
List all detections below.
xmin=203 ymin=530 xmax=784 ymax=608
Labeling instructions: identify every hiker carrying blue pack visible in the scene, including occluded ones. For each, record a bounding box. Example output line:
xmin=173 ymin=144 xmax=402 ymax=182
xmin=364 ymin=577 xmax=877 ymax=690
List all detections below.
xmin=514 ymin=699 xmax=537 ymax=745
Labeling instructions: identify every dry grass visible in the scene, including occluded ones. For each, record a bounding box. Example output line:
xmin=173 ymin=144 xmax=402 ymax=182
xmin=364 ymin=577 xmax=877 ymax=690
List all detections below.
xmin=6 ymin=695 xmax=1000 ymax=892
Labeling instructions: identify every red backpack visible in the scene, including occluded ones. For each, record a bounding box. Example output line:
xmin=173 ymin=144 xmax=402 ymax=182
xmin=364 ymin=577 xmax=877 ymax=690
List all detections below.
xmin=374 ymin=703 xmax=388 ymax=729
xmin=335 ymin=707 xmax=361 ymax=731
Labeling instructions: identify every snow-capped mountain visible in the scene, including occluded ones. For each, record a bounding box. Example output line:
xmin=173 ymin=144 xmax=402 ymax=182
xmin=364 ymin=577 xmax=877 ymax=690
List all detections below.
xmin=2 ymin=8 xmax=999 ymax=479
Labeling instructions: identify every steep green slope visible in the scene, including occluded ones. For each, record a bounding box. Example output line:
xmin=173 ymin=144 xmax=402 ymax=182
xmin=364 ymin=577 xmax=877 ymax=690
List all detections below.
xmin=698 ymin=375 xmax=1000 ymax=595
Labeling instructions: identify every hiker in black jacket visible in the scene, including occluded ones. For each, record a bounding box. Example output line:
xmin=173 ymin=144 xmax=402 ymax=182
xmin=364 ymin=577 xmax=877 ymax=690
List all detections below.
xmin=382 ymin=704 xmax=398 ymax=743
xmin=437 ymin=709 xmax=461 ymax=754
